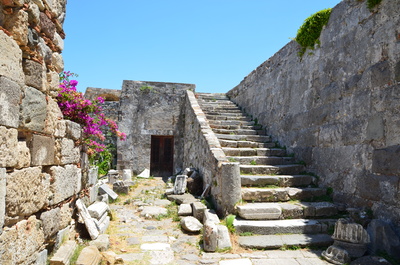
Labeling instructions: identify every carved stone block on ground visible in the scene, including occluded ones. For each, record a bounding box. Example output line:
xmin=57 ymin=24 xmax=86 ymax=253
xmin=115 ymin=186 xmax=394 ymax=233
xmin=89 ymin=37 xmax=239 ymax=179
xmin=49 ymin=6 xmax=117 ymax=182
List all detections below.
xmin=49 ymin=240 xmax=77 ymax=265
xmin=88 ymin=166 xmax=98 ymax=186
xmin=35 ymin=249 xmax=48 ymax=265
xmin=28 ymin=134 xmax=55 ymax=166
xmin=76 ymin=199 xmax=99 ymax=240
xmin=322 ymin=245 xmax=350 ymax=265
xmin=332 ymin=218 xmax=370 ymax=244
xmin=0 ymin=216 xmax=45 ymax=265
xmin=88 ymin=202 xmax=109 ymax=219
xmin=89 ymin=234 xmax=110 ymax=251
xmin=367 ymin=219 xmax=400 ymax=259
xmin=47 ymin=165 xmax=81 ymax=205
xmin=0 ymin=77 xmax=21 ymax=128
xmin=20 ymin=86 xmax=47 ymax=132
xmin=203 ymin=209 xmax=220 ymax=225
xmin=99 ymin=184 xmax=118 ymax=200
xmin=0 ymin=126 xmax=18 ymax=167
xmin=166 ymin=193 xmax=198 ymax=205
xmin=174 ymin=175 xmax=188 ymax=195
xmin=76 ymin=246 xmax=101 ymax=265
xmin=140 ymin=206 xmax=167 ymax=219
xmin=113 ymin=181 xmax=129 ymax=194
xmin=6 ymin=167 xmax=50 ymax=217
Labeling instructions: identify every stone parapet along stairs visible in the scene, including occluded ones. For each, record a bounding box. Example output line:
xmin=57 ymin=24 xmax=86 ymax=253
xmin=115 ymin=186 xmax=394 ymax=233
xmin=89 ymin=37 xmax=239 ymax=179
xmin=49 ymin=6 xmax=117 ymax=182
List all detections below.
xmin=196 ymin=92 xmax=339 ymax=249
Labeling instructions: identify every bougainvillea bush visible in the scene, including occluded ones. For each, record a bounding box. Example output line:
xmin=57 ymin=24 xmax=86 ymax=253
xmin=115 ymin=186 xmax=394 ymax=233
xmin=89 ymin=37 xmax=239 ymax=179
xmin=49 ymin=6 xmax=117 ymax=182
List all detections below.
xmin=57 ymin=71 xmax=126 ymax=161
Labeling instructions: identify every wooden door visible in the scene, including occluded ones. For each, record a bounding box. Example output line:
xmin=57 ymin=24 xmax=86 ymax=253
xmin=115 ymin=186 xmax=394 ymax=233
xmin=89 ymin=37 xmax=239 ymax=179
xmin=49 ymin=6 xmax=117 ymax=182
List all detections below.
xmin=150 ymin=136 xmax=174 ymax=177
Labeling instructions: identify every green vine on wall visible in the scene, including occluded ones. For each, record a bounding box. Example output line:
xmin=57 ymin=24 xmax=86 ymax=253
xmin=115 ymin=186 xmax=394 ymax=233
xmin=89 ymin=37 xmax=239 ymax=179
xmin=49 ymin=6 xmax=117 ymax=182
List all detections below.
xmin=295 ymin=8 xmax=332 ymax=57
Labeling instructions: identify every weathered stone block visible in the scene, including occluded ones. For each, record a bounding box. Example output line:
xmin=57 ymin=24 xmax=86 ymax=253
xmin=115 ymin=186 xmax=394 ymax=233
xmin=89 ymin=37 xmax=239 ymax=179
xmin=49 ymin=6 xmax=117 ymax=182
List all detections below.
xmin=88 ymin=166 xmax=98 ymax=186
xmin=203 ymin=209 xmax=220 ymax=224
xmin=0 ymin=31 xmax=24 ymax=84
xmin=87 ymin=202 xmax=109 ymax=219
xmin=47 ymin=165 xmax=82 ymax=205
xmin=322 ymin=245 xmax=351 ymax=265
xmin=55 ymin=120 xmax=66 ymax=138
xmin=99 ymin=184 xmax=118 ymax=200
xmin=0 ymin=216 xmax=45 ymax=265
xmin=36 ymin=249 xmax=48 ymax=265
xmin=23 ymin=59 xmax=46 ymax=92
xmin=20 ymin=86 xmax=47 ymax=132
xmin=50 ymin=240 xmax=77 ymax=265
xmin=76 ymin=246 xmax=101 ymax=265
xmin=65 ymin=120 xmax=82 ymax=140
xmin=39 ymin=12 xmax=55 ymax=39
xmin=55 ymin=138 xmax=80 ymax=165
xmin=0 ymin=168 xmax=5 ymax=234
xmin=44 ymin=96 xmax=63 ymax=135
xmin=6 ymin=167 xmax=50 ymax=217
xmin=0 ymin=126 xmax=18 ymax=167
xmin=332 ymin=218 xmax=370 ymax=244
xmin=55 ymin=226 xmax=70 ymax=250
xmin=16 ymin=141 xmax=31 ymax=169
xmin=76 ymin=199 xmax=99 ymax=240
xmin=181 ymin=216 xmax=202 ymax=233
xmin=367 ymin=219 xmax=400 ymax=259
xmin=178 ymin=204 xmax=192 ymax=216
xmin=28 ymin=134 xmax=55 ymax=166
xmin=0 ymin=77 xmax=21 ymax=128
xmin=203 ymin=220 xmax=218 ymax=252
xmin=40 ymin=204 xmax=72 ymax=239
xmin=113 ymin=181 xmax=129 ymax=194
xmin=174 ymin=175 xmax=187 ymax=195
xmin=4 ymin=9 xmax=28 ymax=46
xmin=53 ymin=32 xmax=64 ymax=51
xmin=372 ymin=145 xmax=400 ymax=176
xmin=217 ymin=225 xmax=232 ymax=250
xmin=192 ymin=201 xmax=207 ymax=221
xmin=47 ymin=70 xmax=61 ymax=97
xmin=89 ymin=234 xmax=110 ymax=252
xmin=27 ymin=2 xmax=40 ymax=24
xmin=52 ymin=52 xmax=64 ymax=73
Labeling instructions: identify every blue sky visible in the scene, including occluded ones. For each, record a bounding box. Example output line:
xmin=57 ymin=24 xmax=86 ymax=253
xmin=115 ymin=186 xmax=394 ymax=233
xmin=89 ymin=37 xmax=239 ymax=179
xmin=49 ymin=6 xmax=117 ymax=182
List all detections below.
xmin=63 ymin=0 xmax=342 ymax=93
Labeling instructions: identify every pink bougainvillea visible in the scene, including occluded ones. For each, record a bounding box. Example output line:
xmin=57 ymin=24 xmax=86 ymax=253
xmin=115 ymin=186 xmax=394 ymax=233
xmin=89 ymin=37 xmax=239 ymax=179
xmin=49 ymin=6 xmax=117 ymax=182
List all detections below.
xmin=57 ymin=71 xmax=126 ymax=158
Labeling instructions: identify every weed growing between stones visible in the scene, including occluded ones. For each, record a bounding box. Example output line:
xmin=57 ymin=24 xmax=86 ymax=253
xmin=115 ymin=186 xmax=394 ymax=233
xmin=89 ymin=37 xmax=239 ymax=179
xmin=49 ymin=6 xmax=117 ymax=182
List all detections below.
xmin=250 ymin=160 xmax=257 ymax=165
xmin=295 ymin=8 xmax=332 ymax=56
xmin=139 ymin=85 xmax=154 ymax=92
xmin=70 ymin=244 xmax=85 ymax=264
xmin=224 ymin=215 xmax=236 ymax=234
xmin=239 ymin=232 xmax=254 ymax=236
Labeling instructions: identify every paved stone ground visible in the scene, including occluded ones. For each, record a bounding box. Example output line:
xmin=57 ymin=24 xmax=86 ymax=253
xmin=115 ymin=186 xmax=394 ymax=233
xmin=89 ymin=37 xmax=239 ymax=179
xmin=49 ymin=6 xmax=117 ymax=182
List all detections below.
xmin=107 ymin=177 xmax=331 ymax=265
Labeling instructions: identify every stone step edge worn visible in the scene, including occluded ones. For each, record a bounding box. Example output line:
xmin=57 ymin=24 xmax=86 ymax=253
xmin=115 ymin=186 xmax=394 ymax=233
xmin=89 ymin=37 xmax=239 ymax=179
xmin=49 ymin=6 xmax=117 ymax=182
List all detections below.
xmin=238 ymin=234 xmax=334 ymax=249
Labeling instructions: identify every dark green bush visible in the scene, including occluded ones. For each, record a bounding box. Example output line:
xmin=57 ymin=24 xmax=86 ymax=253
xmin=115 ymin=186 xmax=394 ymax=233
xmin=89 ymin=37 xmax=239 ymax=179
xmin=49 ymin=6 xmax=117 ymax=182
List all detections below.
xmin=295 ymin=8 xmax=332 ymax=56
xmin=367 ymin=0 xmax=382 ymax=10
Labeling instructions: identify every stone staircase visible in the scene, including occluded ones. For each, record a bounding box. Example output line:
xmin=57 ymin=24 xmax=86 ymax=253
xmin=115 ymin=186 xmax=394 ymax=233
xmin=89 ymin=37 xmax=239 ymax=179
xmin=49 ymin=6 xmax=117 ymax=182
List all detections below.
xmin=196 ymin=93 xmax=339 ymax=249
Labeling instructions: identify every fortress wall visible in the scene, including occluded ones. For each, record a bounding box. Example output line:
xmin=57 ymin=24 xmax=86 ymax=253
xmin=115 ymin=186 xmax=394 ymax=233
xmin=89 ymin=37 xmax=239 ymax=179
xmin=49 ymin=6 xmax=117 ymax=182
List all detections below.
xmin=0 ymin=0 xmax=88 ymax=263
xmin=227 ymin=0 xmax=400 ymax=225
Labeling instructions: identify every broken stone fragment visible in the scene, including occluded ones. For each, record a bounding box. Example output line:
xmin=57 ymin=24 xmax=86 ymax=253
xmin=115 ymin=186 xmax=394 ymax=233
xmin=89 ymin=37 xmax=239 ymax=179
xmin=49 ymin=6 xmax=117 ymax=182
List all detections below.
xmin=180 ymin=216 xmax=203 ymax=233
xmin=173 ymin=175 xmax=187 ymax=195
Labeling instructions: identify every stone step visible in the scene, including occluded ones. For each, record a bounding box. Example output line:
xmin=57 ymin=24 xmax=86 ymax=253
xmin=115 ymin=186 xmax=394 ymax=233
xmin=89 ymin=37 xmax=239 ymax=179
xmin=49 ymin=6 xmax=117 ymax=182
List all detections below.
xmin=220 ymin=140 xmax=276 ymax=148
xmin=241 ymin=187 xmax=327 ymax=202
xmin=210 ymin=124 xmax=263 ymax=130
xmin=205 ymin=112 xmax=247 ymax=117
xmin=237 ymin=202 xmax=338 ymax=220
xmin=233 ymin=218 xmax=330 ymax=235
xmin=223 ymin=148 xmax=285 ymax=157
xmin=215 ymin=134 xmax=271 ymax=142
xmin=203 ymin=109 xmax=242 ymax=114
xmin=238 ymin=234 xmax=333 ymax=249
xmin=240 ymin=164 xmax=305 ymax=175
xmin=227 ymin=156 xmax=294 ymax=165
xmin=206 ymin=115 xmax=251 ymax=121
xmin=241 ymin=174 xmax=314 ymax=187
xmin=200 ymin=105 xmax=241 ymax=111
xmin=214 ymin=129 xmax=258 ymax=135
xmin=208 ymin=120 xmax=255 ymax=126
xmin=200 ymin=103 xmax=238 ymax=108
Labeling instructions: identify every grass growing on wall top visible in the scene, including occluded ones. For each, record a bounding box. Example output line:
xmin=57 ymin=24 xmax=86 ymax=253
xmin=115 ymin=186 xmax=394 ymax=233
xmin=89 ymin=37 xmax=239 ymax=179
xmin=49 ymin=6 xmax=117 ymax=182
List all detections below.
xmin=367 ymin=0 xmax=382 ymax=10
xmin=295 ymin=8 xmax=332 ymax=57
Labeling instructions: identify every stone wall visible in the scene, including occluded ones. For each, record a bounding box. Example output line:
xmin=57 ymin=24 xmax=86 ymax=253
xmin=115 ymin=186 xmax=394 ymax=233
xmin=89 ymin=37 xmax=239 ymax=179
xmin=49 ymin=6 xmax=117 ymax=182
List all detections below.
xmin=117 ymin=81 xmax=195 ymax=175
xmin=227 ymin=0 xmax=400 ymax=226
xmin=183 ymin=91 xmax=241 ymax=216
xmin=0 ymin=0 xmax=87 ymax=263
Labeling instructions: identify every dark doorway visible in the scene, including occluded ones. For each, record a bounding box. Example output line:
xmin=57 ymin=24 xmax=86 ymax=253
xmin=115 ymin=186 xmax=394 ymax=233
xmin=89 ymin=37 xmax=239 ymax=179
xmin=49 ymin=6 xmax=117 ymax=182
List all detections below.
xmin=150 ymin=135 xmax=174 ymax=177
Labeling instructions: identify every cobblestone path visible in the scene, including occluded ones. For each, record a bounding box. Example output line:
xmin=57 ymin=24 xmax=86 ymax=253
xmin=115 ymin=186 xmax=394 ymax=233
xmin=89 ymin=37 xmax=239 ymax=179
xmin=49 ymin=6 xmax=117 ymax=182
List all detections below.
xmin=107 ymin=177 xmax=330 ymax=265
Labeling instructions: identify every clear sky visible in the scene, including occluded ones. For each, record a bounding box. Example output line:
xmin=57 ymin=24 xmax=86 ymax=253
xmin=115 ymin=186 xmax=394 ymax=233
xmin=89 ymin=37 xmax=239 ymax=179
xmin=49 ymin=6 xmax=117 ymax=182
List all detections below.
xmin=63 ymin=0 xmax=342 ymax=93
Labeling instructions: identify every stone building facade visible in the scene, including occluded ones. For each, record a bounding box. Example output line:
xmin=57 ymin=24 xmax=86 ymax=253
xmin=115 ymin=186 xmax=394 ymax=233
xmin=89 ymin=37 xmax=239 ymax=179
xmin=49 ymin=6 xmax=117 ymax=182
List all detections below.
xmin=117 ymin=81 xmax=195 ymax=178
